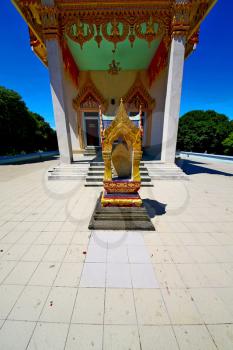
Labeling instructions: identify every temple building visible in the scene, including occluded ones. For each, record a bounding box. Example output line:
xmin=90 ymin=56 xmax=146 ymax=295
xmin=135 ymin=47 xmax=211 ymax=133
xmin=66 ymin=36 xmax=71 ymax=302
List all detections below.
xmin=12 ymin=0 xmax=217 ymax=164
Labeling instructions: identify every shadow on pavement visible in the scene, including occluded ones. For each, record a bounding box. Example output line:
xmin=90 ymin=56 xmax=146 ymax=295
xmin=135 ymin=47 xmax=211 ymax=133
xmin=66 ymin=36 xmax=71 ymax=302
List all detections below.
xmin=177 ymin=159 xmax=233 ymax=177
xmin=143 ymin=198 xmax=167 ymax=218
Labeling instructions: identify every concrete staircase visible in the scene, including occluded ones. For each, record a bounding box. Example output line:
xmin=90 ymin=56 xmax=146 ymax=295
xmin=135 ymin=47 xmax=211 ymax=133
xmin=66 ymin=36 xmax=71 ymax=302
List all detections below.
xmin=48 ymin=160 xmax=188 ymax=182
xmin=145 ymin=161 xmax=189 ymax=180
xmin=48 ymin=162 xmax=89 ymax=180
xmin=85 ymin=162 xmax=153 ymax=187
xmin=83 ymin=146 xmax=101 ymax=156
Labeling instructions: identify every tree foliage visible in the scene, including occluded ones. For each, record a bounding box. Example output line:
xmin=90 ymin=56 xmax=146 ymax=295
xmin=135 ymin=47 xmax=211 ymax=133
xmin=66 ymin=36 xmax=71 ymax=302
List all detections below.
xmin=177 ymin=110 xmax=233 ymax=155
xmin=222 ymin=132 xmax=233 ymax=155
xmin=0 ymin=86 xmax=58 ymax=156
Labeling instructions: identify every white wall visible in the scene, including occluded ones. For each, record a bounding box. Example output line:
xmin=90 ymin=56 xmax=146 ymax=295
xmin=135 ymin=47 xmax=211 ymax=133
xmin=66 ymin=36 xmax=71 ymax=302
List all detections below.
xmin=149 ymin=69 xmax=168 ymax=159
xmin=62 ymin=69 xmax=168 ymax=156
xmin=90 ymin=70 xmax=137 ymax=115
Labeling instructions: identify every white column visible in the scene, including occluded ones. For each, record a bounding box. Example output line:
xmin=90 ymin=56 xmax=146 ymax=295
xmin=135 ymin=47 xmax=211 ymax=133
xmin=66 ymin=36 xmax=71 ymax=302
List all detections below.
xmin=41 ymin=0 xmax=73 ymax=163
xmin=161 ymin=36 xmax=185 ymax=163
xmin=46 ymin=39 xmax=73 ymax=163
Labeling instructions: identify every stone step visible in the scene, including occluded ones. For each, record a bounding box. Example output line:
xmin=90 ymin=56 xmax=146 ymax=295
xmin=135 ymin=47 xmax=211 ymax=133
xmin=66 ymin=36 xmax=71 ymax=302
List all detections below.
xmin=57 ymin=162 xmax=90 ymax=165
xmin=95 ymin=207 xmax=148 ymax=214
xmin=147 ymin=167 xmax=182 ymax=171
xmin=94 ymin=215 xmax=150 ymax=221
xmin=48 ymin=166 xmax=89 ymax=170
xmin=87 ymin=171 xmax=149 ymax=176
xmin=89 ymin=162 xmax=145 ymax=166
xmin=50 ymin=170 xmax=88 ymax=174
xmin=89 ymin=166 xmax=147 ymax=171
xmin=88 ymin=194 xmax=155 ymax=231
xmin=150 ymin=175 xmax=188 ymax=180
xmin=50 ymin=168 xmax=89 ymax=171
xmin=48 ymin=175 xmax=86 ymax=180
xmin=90 ymin=220 xmax=155 ymax=230
xmin=84 ymin=152 xmax=98 ymax=156
xmin=52 ymin=163 xmax=90 ymax=167
xmin=48 ymin=174 xmax=186 ymax=181
xmin=148 ymin=170 xmax=184 ymax=174
xmin=147 ymin=165 xmax=183 ymax=169
xmin=47 ymin=161 xmax=188 ymax=181
xmin=148 ymin=168 xmax=182 ymax=172
xmin=50 ymin=167 xmax=88 ymax=171
xmin=84 ymin=146 xmax=101 ymax=151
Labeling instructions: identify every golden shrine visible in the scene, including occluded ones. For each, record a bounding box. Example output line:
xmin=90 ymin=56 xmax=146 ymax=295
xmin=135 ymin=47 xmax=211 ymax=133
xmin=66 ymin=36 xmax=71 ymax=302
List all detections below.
xmin=86 ymin=99 xmax=155 ymax=230
xmin=100 ymin=99 xmax=143 ymax=207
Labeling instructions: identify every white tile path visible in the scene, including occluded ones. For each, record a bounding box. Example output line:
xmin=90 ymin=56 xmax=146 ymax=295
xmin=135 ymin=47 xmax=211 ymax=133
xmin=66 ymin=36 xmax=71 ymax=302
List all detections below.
xmin=0 ymin=159 xmax=232 ymax=349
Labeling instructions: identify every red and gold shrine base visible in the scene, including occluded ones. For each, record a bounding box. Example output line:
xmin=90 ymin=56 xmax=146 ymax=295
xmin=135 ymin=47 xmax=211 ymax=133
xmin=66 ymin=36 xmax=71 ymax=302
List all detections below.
xmin=101 ymin=191 xmax=142 ymax=207
xmin=103 ymin=180 xmax=141 ymax=193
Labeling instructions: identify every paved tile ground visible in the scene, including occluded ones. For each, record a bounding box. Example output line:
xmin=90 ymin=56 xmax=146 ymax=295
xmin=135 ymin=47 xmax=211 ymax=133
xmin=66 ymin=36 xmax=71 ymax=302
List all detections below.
xmin=0 ymin=158 xmax=233 ymax=349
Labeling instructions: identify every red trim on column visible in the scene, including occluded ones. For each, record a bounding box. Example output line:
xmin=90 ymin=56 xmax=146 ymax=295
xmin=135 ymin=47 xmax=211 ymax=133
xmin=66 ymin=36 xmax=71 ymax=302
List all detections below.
xmin=61 ymin=40 xmax=79 ymax=87
xmin=147 ymin=39 xmax=168 ymax=86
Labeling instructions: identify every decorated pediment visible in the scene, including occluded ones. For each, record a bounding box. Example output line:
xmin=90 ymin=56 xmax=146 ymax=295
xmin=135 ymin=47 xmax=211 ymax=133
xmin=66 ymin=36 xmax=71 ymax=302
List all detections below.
xmin=73 ymin=77 xmax=107 ymax=111
xmin=123 ymin=74 xmax=155 ymax=111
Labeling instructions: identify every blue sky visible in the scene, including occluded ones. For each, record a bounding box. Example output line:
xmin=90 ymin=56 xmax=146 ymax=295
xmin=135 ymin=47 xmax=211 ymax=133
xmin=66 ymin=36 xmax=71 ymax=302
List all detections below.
xmin=0 ymin=0 xmax=233 ymax=128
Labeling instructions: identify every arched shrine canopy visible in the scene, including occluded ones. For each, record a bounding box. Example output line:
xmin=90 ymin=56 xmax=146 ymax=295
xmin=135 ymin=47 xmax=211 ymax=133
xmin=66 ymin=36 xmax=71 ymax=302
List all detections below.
xmin=101 ymin=100 xmax=143 ymax=182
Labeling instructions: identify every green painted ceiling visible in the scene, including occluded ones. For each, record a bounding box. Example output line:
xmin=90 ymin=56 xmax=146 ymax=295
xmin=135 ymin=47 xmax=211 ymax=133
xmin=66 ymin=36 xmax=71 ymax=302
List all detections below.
xmin=66 ymin=26 xmax=160 ymax=71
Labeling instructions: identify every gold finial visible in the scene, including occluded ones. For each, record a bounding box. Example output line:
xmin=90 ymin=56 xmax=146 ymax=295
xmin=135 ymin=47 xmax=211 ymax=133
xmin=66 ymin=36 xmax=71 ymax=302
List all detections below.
xmin=120 ymin=98 xmax=123 ymax=103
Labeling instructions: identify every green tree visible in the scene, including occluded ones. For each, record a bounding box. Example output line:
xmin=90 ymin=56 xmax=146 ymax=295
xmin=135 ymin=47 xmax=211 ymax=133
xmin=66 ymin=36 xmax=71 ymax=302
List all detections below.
xmin=222 ymin=132 xmax=233 ymax=155
xmin=177 ymin=110 xmax=233 ymax=154
xmin=29 ymin=112 xmax=58 ymax=152
xmin=0 ymin=86 xmax=57 ymax=155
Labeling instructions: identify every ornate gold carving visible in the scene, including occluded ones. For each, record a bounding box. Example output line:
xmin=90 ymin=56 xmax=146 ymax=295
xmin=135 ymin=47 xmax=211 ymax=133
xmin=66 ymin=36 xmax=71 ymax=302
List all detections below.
xmin=135 ymin=17 xmax=157 ymax=48
xmin=128 ymin=24 xmax=136 ymax=48
xmin=102 ymin=100 xmax=142 ymax=182
xmin=172 ymin=1 xmax=191 ymax=39
xmin=132 ymin=150 xmax=143 ymax=182
xmin=95 ymin=24 xmax=102 ymax=48
xmin=101 ymin=192 xmax=142 ymax=207
xmin=73 ymin=76 xmax=107 ymax=149
xmin=102 ymin=152 xmax=113 ymax=181
xmin=41 ymin=6 xmax=59 ymax=39
xmin=73 ymin=76 xmax=107 ymax=111
xmin=64 ymin=18 xmax=161 ymax=49
xmin=123 ymin=74 xmax=155 ymax=145
xmin=185 ymin=29 xmax=200 ymax=57
xmin=101 ymin=99 xmax=143 ymax=207
xmin=66 ymin=19 xmax=94 ymax=48
xmin=108 ymin=59 xmax=121 ymax=75
xmin=102 ymin=20 xmax=129 ymax=49
xmin=189 ymin=30 xmax=200 ymax=46
xmin=103 ymin=180 xmax=141 ymax=193
xmin=123 ymin=74 xmax=155 ymax=112
xmin=29 ymin=27 xmax=47 ymax=65
xmin=13 ymin=0 xmax=216 ymax=64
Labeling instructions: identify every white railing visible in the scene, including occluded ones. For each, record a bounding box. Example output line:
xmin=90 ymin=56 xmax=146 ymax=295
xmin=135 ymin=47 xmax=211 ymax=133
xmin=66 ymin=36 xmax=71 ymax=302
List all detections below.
xmin=178 ymin=151 xmax=233 ymax=163
xmin=0 ymin=151 xmax=59 ymax=165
